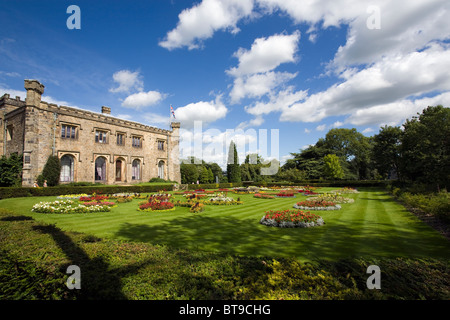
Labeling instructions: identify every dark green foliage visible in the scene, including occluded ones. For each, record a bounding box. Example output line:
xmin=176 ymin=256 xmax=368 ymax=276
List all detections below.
xmin=400 ymin=105 xmax=449 ymax=191
xmin=40 ymin=155 xmax=61 ymax=187
xmin=0 ymin=153 xmax=23 ymax=187
xmin=0 ymin=184 xmax=174 ymax=199
xmin=226 ymin=141 xmax=241 ymax=183
xmin=180 ymin=163 xmax=199 ymax=184
xmin=373 ymin=125 xmax=402 ymax=179
xmin=0 ymin=208 xmax=448 ymax=300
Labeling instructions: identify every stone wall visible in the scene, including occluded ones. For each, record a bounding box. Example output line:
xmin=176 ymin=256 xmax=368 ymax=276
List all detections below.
xmin=0 ymin=80 xmax=181 ymax=186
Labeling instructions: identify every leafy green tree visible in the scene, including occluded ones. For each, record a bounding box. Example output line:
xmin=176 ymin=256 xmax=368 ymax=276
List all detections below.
xmin=199 ymin=166 xmax=210 ymax=183
xmin=180 ymin=163 xmax=199 ymax=184
xmin=373 ymin=125 xmax=402 ymax=179
xmin=277 ymin=168 xmax=307 ymax=182
xmin=400 ymin=105 xmax=450 ymax=191
xmin=324 ymin=128 xmax=373 ymax=179
xmin=40 ymin=155 xmax=61 ymax=186
xmin=0 ymin=153 xmax=23 ymax=187
xmin=323 ymin=154 xmax=344 ymax=180
xmin=226 ymin=141 xmax=241 ymax=183
xmin=207 ymin=162 xmax=223 ymax=182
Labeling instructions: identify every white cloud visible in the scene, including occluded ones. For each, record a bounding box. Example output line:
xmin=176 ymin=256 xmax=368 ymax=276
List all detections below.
xmin=304 ymin=128 xmax=311 ymax=134
xmin=236 ymin=115 xmax=264 ymax=130
xmin=174 ymin=95 xmax=228 ymax=128
xmin=245 ymin=86 xmax=308 ymax=116
xmin=229 ymin=71 xmax=297 ymax=103
xmin=279 ymin=43 xmax=450 ymax=125
xmin=109 ymin=70 xmax=143 ymax=93
xmin=316 ymin=124 xmax=327 ymax=131
xmin=227 ymin=31 xmax=300 ymax=77
xmin=159 ymin=0 xmax=254 ymax=50
xmin=347 ymin=91 xmax=450 ymax=127
xmin=227 ymin=31 xmax=301 ymax=103
xmin=121 ymin=91 xmax=166 ymax=110
xmin=362 ymin=127 xmax=374 ymax=134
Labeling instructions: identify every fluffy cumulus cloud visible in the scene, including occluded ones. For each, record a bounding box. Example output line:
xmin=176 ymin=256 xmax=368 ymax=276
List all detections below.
xmin=109 ymin=70 xmax=143 ymax=93
xmin=159 ymin=0 xmax=254 ymax=50
xmin=227 ymin=31 xmax=301 ymax=104
xmin=121 ymin=91 xmax=166 ymax=110
xmin=109 ymin=69 xmax=166 ymax=110
xmin=161 ymin=0 xmax=450 ymax=129
xmin=280 ymin=43 xmax=450 ymax=124
xmin=174 ymin=95 xmax=228 ymax=128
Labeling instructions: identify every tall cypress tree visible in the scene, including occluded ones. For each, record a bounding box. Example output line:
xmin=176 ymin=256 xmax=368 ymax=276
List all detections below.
xmin=226 ymin=141 xmax=241 ymax=183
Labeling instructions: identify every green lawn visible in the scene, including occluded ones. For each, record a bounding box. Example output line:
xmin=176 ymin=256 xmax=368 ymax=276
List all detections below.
xmin=0 ymin=187 xmax=448 ymax=262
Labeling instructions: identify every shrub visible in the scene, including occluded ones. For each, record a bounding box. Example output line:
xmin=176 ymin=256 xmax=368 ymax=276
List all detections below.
xmin=260 ymin=210 xmax=324 ymax=228
xmin=39 ymin=155 xmax=61 ymax=187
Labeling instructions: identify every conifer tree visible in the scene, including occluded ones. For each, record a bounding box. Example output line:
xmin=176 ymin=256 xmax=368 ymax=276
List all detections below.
xmin=226 ymin=141 xmax=241 ymax=183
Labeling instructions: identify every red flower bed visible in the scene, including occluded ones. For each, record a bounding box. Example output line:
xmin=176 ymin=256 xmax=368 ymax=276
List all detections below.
xmin=276 ymin=190 xmax=295 ymax=197
xmin=254 ymin=193 xmax=275 ymax=199
xmin=264 ymin=210 xmax=321 ymax=223
xmin=139 ymin=200 xmax=174 ymax=211
xmin=83 ymin=201 xmax=116 ymax=207
xmin=296 ymin=199 xmax=336 ymax=207
xmin=79 ymin=195 xmax=109 ymax=202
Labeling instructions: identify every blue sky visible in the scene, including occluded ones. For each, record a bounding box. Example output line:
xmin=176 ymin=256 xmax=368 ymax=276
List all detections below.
xmin=1 ymin=0 xmax=449 ymax=168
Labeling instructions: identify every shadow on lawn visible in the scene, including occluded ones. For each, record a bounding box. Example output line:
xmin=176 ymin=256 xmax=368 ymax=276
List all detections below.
xmin=114 ymin=214 xmax=450 ymax=262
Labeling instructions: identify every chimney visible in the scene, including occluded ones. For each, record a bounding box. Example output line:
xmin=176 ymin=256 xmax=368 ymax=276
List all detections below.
xmin=24 ymin=79 xmax=45 ymax=107
xmin=101 ymin=106 xmax=111 ymax=114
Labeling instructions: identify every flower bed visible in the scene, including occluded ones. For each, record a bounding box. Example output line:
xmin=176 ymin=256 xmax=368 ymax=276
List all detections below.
xmin=138 ymin=200 xmax=175 ymax=212
xmin=275 ymin=190 xmax=296 ymax=198
xmin=190 ymin=202 xmax=205 ymax=213
xmin=82 ymin=201 xmax=116 ymax=207
xmin=253 ymin=193 xmax=275 ymax=199
xmin=57 ymin=194 xmax=90 ymax=200
xmin=332 ymin=187 xmax=359 ymax=194
xmin=293 ymin=199 xmax=341 ymax=211
xmin=309 ymin=193 xmax=354 ymax=204
xmin=260 ymin=210 xmax=324 ymax=228
xmin=31 ymin=200 xmax=111 ymax=214
xmin=79 ymin=195 xmax=109 ymax=202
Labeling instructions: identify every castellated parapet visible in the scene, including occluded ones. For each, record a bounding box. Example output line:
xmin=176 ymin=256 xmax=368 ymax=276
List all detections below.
xmin=0 ymin=80 xmax=181 ymax=186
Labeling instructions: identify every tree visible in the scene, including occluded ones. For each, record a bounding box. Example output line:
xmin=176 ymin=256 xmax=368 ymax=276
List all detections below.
xmin=323 ymin=154 xmax=344 ymax=180
xmin=373 ymin=125 xmax=402 ymax=179
xmin=277 ymin=168 xmax=307 ymax=182
xmin=208 ymin=162 xmax=223 ymax=182
xmin=199 ymin=166 xmax=210 ymax=183
xmin=400 ymin=105 xmax=450 ymax=191
xmin=180 ymin=163 xmax=199 ymax=184
xmin=39 ymin=155 xmax=61 ymax=186
xmin=324 ymin=128 xmax=373 ymax=179
xmin=0 ymin=153 xmax=23 ymax=187
xmin=226 ymin=141 xmax=241 ymax=183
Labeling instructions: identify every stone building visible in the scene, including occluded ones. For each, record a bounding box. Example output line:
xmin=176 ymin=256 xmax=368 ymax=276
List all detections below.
xmin=0 ymin=79 xmax=181 ymax=186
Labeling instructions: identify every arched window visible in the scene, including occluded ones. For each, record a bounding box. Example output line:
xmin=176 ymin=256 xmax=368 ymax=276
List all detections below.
xmin=158 ymin=160 xmax=165 ymax=179
xmin=95 ymin=157 xmax=107 ymax=181
xmin=115 ymin=159 xmax=122 ymax=181
xmin=60 ymin=155 xmax=74 ymax=182
xmin=132 ymin=159 xmax=141 ymax=180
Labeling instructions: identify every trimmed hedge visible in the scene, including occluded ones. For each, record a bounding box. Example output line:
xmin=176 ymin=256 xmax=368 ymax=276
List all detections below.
xmin=262 ymin=180 xmax=389 ymax=188
xmin=186 ymin=182 xmax=243 ymax=190
xmin=0 ymin=184 xmax=173 ymax=200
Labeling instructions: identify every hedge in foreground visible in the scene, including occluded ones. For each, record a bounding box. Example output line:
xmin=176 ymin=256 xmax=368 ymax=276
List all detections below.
xmin=0 ymin=208 xmax=448 ymax=300
xmin=0 ymin=184 xmax=173 ymax=200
